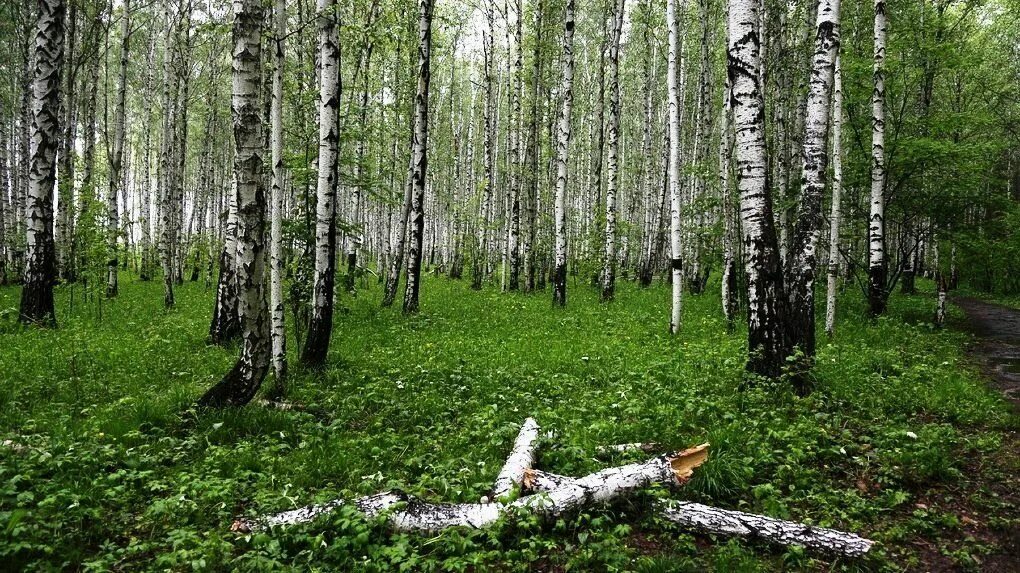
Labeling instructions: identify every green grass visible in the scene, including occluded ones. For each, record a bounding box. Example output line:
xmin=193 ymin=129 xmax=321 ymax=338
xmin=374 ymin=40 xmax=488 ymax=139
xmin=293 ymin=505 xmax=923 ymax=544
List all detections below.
xmin=0 ymin=272 xmax=1015 ymax=571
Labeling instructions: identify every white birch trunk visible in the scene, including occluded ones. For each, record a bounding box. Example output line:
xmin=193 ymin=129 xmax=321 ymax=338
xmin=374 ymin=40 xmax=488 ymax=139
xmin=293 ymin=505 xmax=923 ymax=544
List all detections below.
xmin=269 ymin=0 xmax=287 ymax=391
xmin=824 ymin=55 xmax=844 ymax=338
xmin=19 ymin=0 xmax=64 ymax=327
xmin=401 ymin=0 xmax=433 ymax=314
xmin=551 ymin=0 xmax=575 ymax=307
xmin=728 ymin=0 xmax=788 ymax=378
xmin=300 ymin=0 xmax=341 ymax=367
xmin=667 ymin=0 xmax=683 ymax=333
xmin=600 ymin=0 xmax=625 ymax=302
xmin=198 ymin=0 xmax=270 ymax=407
xmin=107 ymin=0 xmax=131 ymax=298
xmin=506 ymin=0 xmax=523 ymax=291
xmin=139 ymin=33 xmax=155 ymax=281
xmin=868 ymin=0 xmax=888 ymax=316
xmin=785 ymin=0 xmax=842 ymax=361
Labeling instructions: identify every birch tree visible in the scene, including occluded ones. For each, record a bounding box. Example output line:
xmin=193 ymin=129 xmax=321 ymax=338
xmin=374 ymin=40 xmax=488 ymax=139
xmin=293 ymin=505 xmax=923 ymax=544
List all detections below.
xmin=199 ymin=0 xmax=270 ymax=408
xmin=727 ymin=0 xmax=789 ymax=379
xmin=824 ymin=54 xmax=843 ymax=338
xmin=551 ymin=0 xmax=575 ymax=307
xmin=402 ymin=0 xmax=434 ymax=314
xmin=19 ymin=0 xmax=65 ymax=327
xmin=667 ymin=0 xmax=683 ymax=333
xmin=106 ymin=0 xmax=131 ymax=298
xmin=269 ymin=0 xmax=287 ymax=393
xmin=868 ymin=0 xmax=888 ymax=316
xmin=600 ymin=0 xmax=624 ymax=302
xmin=506 ymin=0 xmax=523 ymax=291
xmin=301 ymin=0 xmax=340 ymax=367
xmin=472 ymin=5 xmax=496 ymax=292
xmin=784 ymin=0 xmax=841 ymax=365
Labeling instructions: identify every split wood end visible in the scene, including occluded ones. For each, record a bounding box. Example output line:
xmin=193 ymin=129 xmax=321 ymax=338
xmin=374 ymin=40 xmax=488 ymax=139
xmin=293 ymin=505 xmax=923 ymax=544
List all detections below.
xmin=669 ymin=443 xmax=709 ymax=484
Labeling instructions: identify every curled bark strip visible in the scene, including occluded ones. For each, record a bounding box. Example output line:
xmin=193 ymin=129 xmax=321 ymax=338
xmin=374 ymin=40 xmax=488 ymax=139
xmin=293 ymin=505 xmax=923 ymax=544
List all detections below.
xmin=595 ymin=442 xmax=661 ymax=456
xmin=658 ymin=500 xmax=874 ymax=557
xmin=490 ymin=417 xmax=541 ymax=499
xmin=235 ymin=445 xmax=710 ymax=533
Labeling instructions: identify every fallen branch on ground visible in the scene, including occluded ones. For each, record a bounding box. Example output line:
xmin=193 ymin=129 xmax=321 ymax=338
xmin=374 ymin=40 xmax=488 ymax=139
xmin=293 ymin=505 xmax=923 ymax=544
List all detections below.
xmin=486 ymin=417 xmax=540 ymax=501
xmin=657 ymin=500 xmax=874 ymax=557
xmin=521 ymin=469 xmax=874 ymax=557
xmin=233 ymin=444 xmax=709 ymax=533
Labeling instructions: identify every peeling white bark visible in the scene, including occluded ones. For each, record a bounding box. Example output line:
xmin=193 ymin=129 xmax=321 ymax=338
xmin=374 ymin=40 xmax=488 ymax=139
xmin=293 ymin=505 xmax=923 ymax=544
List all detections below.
xmin=658 ymin=500 xmax=874 ymax=557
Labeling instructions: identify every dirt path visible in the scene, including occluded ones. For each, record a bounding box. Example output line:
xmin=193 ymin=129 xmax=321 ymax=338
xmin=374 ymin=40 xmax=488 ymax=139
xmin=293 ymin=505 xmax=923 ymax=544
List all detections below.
xmin=953 ymin=297 xmax=1020 ymax=407
xmin=928 ymin=296 xmax=1020 ymax=572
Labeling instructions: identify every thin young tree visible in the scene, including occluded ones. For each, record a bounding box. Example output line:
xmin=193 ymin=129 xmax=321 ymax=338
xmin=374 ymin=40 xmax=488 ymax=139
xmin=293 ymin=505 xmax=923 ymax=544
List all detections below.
xmin=600 ymin=0 xmax=624 ymax=302
xmin=824 ymin=54 xmax=844 ymax=338
xmin=719 ymin=23 xmax=737 ymax=332
xmin=472 ymin=5 xmax=496 ymax=291
xmin=506 ymin=0 xmax=523 ymax=291
xmin=106 ymin=0 xmax=131 ymax=298
xmin=666 ymin=0 xmax=683 ymax=332
xmin=199 ymin=0 xmax=270 ymax=407
xmin=345 ymin=0 xmax=382 ymax=295
xmin=402 ymin=0 xmax=434 ymax=314
xmin=301 ymin=0 xmax=340 ymax=367
xmin=139 ymin=33 xmax=155 ymax=281
xmin=551 ymin=0 xmax=575 ymax=307
xmin=19 ymin=0 xmax=65 ymax=327
xmin=868 ymin=0 xmax=888 ymax=316
xmin=727 ymin=0 xmax=789 ymax=378
xmin=268 ymin=0 xmax=287 ymax=393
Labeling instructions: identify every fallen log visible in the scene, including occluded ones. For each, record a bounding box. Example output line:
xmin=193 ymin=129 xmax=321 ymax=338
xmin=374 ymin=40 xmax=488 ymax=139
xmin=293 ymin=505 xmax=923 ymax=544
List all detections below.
xmin=657 ymin=500 xmax=874 ymax=557
xmin=520 ymin=469 xmax=873 ymax=557
xmin=488 ymin=417 xmax=541 ymax=500
xmin=595 ymin=442 xmax=661 ymax=456
xmin=233 ymin=444 xmax=709 ymax=533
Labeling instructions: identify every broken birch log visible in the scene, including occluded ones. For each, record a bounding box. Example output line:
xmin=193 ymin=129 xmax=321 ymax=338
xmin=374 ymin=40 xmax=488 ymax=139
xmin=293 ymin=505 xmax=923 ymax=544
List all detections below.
xmin=521 ymin=468 xmax=873 ymax=558
xmin=234 ymin=444 xmax=710 ymax=533
xmin=595 ymin=442 xmax=661 ymax=456
xmin=488 ymin=417 xmax=541 ymax=500
xmin=657 ymin=501 xmax=875 ymax=557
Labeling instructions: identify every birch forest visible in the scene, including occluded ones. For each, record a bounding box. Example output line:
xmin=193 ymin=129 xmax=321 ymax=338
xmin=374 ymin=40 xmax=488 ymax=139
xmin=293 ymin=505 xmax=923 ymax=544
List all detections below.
xmin=1 ymin=0 xmax=1020 ymax=569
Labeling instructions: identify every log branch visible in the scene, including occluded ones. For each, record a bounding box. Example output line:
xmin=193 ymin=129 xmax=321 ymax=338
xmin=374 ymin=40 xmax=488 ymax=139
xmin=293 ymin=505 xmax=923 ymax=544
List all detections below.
xmin=521 ymin=464 xmax=874 ymax=558
xmin=657 ymin=500 xmax=874 ymax=556
xmin=489 ymin=417 xmax=540 ymax=500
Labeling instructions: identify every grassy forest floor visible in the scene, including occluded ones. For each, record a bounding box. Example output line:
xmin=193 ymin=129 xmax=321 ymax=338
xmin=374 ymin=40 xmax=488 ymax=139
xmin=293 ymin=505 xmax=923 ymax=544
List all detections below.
xmin=0 ymin=272 xmax=1017 ymax=572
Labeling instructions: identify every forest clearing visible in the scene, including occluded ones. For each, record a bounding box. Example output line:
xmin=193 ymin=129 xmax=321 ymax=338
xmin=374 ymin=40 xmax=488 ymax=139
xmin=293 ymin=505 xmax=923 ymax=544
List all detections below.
xmin=1 ymin=278 xmax=1017 ymax=570
xmin=1 ymin=0 xmax=1019 ymax=570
